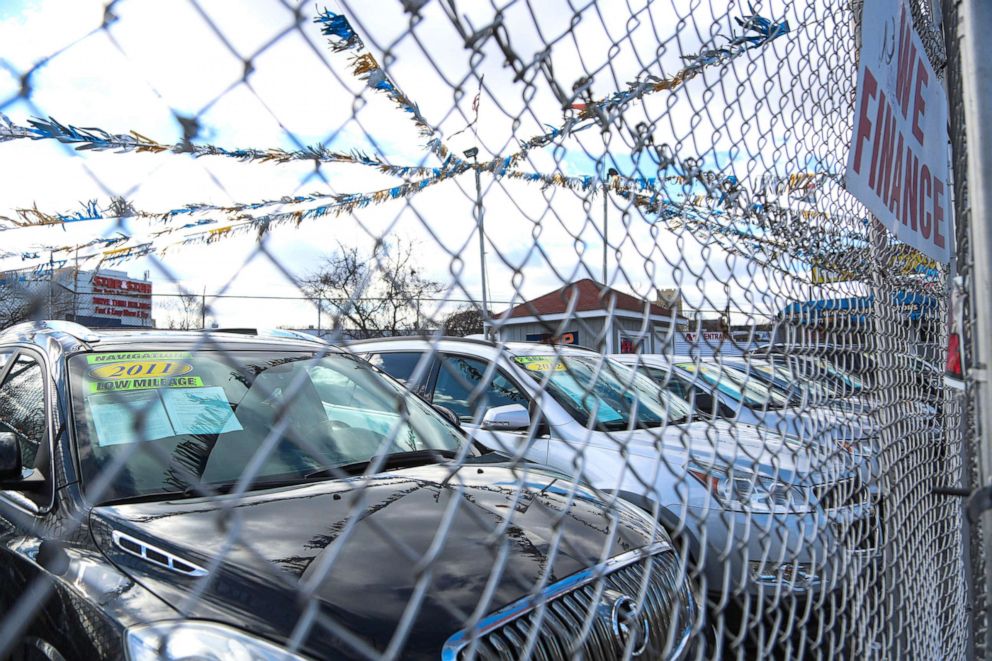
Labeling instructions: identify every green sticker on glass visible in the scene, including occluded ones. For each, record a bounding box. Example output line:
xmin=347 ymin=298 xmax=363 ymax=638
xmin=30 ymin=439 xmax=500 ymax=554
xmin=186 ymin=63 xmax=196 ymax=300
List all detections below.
xmin=513 ymin=356 xmax=566 ymax=372
xmin=85 ymin=352 xmax=202 ymax=392
xmin=88 ymin=376 xmax=204 ymax=394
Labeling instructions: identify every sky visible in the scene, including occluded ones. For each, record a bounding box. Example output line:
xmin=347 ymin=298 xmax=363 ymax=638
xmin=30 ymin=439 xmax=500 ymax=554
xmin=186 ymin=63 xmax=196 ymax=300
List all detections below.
xmin=0 ymin=0 xmax=862 ymax=328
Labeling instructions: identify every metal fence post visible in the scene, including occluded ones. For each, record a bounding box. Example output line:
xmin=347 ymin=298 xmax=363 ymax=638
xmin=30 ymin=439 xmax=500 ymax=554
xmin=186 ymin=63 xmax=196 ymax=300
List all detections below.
xmin=947 ymin=0 xmax=992 ymax=655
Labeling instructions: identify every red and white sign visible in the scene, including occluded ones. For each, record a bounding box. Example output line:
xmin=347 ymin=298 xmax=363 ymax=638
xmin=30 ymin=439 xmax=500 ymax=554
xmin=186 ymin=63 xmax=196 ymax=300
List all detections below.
xmin=846 ymin=0 xmax=951 ymax=264
xmin=89 ymin=273 xmax=153 ymax=322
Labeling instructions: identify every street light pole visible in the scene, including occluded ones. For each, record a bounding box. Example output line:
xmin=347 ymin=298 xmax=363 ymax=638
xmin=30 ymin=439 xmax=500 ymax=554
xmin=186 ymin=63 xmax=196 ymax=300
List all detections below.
xmin=603 ymin=183 xmax=608 ymax=284
xmin=603 ymin=168 xmax=616 ymax=284
xmin=466 ymin=147 xmax=489 ymax=338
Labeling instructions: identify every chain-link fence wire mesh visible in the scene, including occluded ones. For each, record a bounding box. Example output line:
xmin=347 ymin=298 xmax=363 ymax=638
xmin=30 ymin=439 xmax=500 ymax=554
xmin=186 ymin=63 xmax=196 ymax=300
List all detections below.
xmin=0 ymin=0 xmax=972 ymax=658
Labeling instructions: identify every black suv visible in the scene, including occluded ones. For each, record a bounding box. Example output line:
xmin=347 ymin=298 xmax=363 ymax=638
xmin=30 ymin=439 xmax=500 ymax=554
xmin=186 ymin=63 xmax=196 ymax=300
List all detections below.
xmin=0 ymin=322 xmax=697 ymax=660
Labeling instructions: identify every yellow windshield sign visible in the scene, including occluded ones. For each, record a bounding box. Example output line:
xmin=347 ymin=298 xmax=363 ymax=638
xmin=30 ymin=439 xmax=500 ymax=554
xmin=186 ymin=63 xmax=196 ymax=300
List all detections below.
xmin=89 ymin=361 xmax=193 ymax=381
xmin=84 ymin=352 xmax=203 ymax=393
xmin=514 ymin=356 xmax=566 ymax=372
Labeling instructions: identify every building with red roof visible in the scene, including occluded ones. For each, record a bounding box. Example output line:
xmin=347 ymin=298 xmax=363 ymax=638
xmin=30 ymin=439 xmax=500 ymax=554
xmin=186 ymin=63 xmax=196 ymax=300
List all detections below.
xmin=490 ymin=279 xmax=687 ymax=353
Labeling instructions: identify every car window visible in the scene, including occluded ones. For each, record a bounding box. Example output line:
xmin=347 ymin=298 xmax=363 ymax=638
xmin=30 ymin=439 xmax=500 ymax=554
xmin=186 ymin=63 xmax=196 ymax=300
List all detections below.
xmin=70 ymin=350 xmax=465 ymax=503
xmin=367 ymin=352 xmax=426 ymax=385
xmin=433 ymin=355 xmax=529 ymax=422
xmin=646 ymin=367 xmax=687 ymax=398
xmin=755 ymin=358 xmax=839 ymax=401
xmin=678 ymin=362 xmax=791 ymax=409
xmin=514 ymin=355 xmax=692 ymax=429
xmin=0 ymin=355 xmax=47 ymax=471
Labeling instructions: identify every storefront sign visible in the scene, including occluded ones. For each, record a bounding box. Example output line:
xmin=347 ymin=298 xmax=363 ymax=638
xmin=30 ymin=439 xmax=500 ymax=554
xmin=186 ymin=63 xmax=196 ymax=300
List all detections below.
xmin=90 ymin=273 xmax=153 ymax=322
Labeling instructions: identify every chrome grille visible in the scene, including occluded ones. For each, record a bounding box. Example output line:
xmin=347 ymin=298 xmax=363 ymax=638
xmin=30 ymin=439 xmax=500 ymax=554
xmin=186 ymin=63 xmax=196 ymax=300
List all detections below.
xmin=814 ymin=475 xmax=870 ymax=512
xmin=444 ymin=543 xmax=695 ymax=660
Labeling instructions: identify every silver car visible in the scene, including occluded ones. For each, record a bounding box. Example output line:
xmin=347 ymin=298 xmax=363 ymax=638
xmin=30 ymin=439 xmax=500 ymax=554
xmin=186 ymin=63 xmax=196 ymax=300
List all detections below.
xmin=352 ymin=337 xmax=855 ymax=609
xmin=612 ymin=353 xmax=885 ymax=563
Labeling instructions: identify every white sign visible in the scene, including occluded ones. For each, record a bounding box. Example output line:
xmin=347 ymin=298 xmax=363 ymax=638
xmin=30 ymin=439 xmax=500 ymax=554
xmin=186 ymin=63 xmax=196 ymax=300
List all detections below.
xmin=846 ymin=0 xmax=951 ymax=264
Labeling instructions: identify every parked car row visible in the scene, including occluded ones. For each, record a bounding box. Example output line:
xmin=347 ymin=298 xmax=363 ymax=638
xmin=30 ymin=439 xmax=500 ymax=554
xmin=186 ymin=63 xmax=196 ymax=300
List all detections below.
xmin=354 ymin=339 xmax=883 ymax=615
xmin=0 ymin=321 xmax=900 ymax=659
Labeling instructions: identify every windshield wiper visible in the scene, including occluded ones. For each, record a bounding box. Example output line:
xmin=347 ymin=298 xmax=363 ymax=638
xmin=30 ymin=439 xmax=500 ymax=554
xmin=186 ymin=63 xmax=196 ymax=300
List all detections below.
xmin=304 ymin=449 xmax=457 ymax=479
xmin=182 ymin=478 xmax=312 ymax=498
xmin=599 ymin=418 xmax=671 ymax=431
xmin=99 ymin=478 xmax=307 ymax=505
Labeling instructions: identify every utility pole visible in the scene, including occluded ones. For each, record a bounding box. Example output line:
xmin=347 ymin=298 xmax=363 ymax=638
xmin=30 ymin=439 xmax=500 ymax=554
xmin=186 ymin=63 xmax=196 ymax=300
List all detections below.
xmin=47 ymin=251 xmax=54 ymax=319
xmin=603 ymin=168 xmax=617 ymax=284
xmin=465 ymin=147 xmax=489 ymax=338
xmin=73 ymin=248 xmax=79 ymax=322
xmin=201 ymin=286 xmax=207 ymax=329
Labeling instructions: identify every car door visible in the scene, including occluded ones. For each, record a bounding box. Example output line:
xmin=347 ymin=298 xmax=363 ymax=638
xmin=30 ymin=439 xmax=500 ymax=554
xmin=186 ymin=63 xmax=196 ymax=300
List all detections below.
xmin=0 ymin=349 xmax=63 ymax=654
xmin=430 ymin=354 xmax=549 ymax=464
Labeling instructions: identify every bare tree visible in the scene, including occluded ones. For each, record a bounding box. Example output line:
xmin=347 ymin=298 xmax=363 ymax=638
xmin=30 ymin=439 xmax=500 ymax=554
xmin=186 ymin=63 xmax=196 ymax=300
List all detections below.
xmin=300 ymin=240 xmax=443 ymax=338
xmin=107 ymin=196 xmax=137 ymax=218
xmin=164 ymin=293 xmax=203 ymax=330
xmin=440 ymin=306 xmax=486 ymax=337
xmin=0 ymin=270 xmax=77 ymax=330
xmin=0 ymin=283 xmax=37 ymax=329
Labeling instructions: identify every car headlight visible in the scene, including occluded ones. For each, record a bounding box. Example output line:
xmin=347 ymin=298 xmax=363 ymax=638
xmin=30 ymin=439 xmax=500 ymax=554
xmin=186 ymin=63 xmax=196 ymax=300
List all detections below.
xmin=687 ymin=461 xmax=813 ymax=514
xmin=126 ymin=621 xmax=306 ymax=661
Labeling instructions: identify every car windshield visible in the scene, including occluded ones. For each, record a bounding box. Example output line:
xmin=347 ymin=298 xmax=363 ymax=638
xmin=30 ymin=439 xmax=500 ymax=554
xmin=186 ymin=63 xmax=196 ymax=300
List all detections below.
xmin=800 ymin=355 xmax=864 ymax=392
xmin=749 ymin=358 xmax=841 ymax=402
xmin=69 ymin=350 xmax=465 ymax=503
xmin=676 ymin=361 xmax=791 ymax=409
xmin=512 ymin=354 xmax=692 ymax=430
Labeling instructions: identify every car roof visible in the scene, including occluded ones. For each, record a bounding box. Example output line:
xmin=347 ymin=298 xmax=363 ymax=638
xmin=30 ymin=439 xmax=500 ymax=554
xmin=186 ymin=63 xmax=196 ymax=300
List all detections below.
xmin=610 ymin=353 xmax=672 ymax=365
xmin=0 ymin=321 xmax=344 ymax=365
xmin=350 ymin=335 xmax=603 ymax=359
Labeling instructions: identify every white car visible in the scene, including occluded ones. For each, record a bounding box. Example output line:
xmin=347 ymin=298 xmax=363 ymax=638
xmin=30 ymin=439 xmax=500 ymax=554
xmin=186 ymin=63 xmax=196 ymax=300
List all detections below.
xmin=612 ymin=353 xmax=885 ymax=560
xmin=352 ymin=337 xmax=862 ymax=608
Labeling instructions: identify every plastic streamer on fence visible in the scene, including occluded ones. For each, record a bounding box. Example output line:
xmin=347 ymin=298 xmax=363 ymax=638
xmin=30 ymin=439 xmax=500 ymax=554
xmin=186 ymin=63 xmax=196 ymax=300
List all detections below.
xmin=313 ymin=7 xmax=453 ymax=161
xmin=0 ymin=160 xmax=485 ymax=271
xmin=0 ymin=144 xmax=835 ymax=231
xmin=0 ymin=163 xmax=838 ymax=236
xmin=0 ymin=115 xmax=419 ymax=170
xmin=0 ymin=176 xmax=867 ymax=286
xmin=0 ymin=3 xmax=796 ymax=276
xmin=0 ymin=5 xmax=789 ymax=177
xmin=0 ymin=146 xmax=860 ymax=278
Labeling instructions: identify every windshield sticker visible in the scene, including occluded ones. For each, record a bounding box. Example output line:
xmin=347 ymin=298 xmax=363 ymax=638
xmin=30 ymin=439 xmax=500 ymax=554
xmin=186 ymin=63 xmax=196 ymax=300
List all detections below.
xmin=88 ymin=376 xmax=204 ymax=394
xmin=88 ymin=390 xmax=175 ymax=446
xmin=160 ymin=387 xmax=243 ymax=435
xmin=89 ymin=361 xmax=193 ymax=381
xmin=87 ymin=386 xmax=242 ymax=446
xmin=86 ymin=351 xmax=193 ymax=364
xmin=513 ymin=356 xmax=566 ymax=372
xmin=84 ymin=352 xmax=203 ymax=393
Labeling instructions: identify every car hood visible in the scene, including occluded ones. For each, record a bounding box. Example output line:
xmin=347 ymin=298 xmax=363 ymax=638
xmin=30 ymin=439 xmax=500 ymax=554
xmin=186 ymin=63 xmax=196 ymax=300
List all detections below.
xmin=757 ymin=404 xmax=881 ymax=441
xmin=89 ymin=461 xmax=659 ymax=659
xmin=587 ymin=419 xmax=845 ymax=482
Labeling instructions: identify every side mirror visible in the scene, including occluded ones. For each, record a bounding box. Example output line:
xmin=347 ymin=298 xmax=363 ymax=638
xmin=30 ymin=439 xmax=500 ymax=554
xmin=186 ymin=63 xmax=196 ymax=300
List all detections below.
xmin=0 ymin=431 xmax=44 ymax=492
xmin=0 ymin=432 xmax=21 ymax=479
xmin=481 ymin=404 xmax=530 ymax=431
xmin=433 ymin=405 xmax=461 ymax=428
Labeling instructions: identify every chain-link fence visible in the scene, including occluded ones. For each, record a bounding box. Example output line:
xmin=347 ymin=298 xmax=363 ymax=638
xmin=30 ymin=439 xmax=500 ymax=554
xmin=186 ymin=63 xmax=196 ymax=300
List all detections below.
xmin=0 ymin=0 xmax=977 ymax=658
